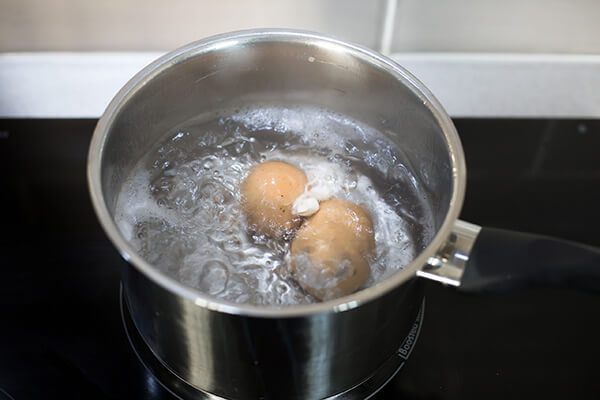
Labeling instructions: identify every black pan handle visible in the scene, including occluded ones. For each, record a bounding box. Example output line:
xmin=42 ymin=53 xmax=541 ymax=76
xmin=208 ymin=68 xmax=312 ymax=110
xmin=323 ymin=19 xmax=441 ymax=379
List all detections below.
xmin=459 ymin=227 xmax=600 ymax=293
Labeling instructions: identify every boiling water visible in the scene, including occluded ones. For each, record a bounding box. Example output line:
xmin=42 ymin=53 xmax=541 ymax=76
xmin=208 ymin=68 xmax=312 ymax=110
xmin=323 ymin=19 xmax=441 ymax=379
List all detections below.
xmin=115 ymin=105 xmax=435 ymax=306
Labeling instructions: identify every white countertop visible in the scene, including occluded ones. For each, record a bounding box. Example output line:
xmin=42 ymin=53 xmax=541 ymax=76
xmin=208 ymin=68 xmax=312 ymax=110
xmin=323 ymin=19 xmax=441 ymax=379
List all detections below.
xmin=1 ymin=52 xmax=599 ymax=118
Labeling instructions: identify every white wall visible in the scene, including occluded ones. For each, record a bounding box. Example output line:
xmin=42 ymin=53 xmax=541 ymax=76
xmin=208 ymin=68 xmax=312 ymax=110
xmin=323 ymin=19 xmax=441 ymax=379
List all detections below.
xmin=0 ymin=0 xmax=599 ymax=53
xmin=0 ymin=0 xmax=385 ymax=51
xmin=392 ymin=0 xmax=600 ymax=54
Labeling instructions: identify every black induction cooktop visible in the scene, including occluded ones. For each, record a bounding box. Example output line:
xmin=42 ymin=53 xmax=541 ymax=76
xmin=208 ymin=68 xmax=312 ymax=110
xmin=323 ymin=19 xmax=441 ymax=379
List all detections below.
xmin=1 ymin=118 xmax=600 ymax=400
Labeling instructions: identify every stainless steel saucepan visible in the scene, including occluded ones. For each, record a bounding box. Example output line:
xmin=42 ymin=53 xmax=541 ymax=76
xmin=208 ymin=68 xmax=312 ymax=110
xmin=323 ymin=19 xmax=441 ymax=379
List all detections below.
xmin=88 ymin=29 xmax=600 ymax=399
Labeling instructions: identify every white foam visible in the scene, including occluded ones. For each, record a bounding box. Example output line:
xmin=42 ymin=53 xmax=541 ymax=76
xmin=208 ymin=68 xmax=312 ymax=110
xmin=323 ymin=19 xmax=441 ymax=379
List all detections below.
xmin=292 ymin=196 xmax=319 ymax=217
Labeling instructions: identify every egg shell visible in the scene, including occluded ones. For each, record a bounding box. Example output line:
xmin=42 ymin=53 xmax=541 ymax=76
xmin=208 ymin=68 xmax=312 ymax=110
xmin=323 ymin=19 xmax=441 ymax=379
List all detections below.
xmin=241 ymin=160 xmax=307 ymax=238
xmin=290 ymin=199 xmax=375 ymax=300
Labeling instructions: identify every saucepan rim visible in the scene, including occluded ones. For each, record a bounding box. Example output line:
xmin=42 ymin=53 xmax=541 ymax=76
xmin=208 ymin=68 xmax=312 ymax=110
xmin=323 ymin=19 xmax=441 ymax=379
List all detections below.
xmin=87 ymin=28 xmax=466 ymax=318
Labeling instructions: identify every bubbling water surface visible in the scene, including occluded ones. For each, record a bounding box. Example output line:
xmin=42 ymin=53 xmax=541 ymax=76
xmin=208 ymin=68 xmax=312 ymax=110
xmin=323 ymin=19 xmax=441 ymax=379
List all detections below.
xmin=115 ymin=105 xmax=434 ymax=306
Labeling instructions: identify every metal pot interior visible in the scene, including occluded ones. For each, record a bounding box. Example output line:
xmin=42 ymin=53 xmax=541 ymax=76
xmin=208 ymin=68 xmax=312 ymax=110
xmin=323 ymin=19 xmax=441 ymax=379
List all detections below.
xmin=89 ymin=30 xmax=465 ymax=314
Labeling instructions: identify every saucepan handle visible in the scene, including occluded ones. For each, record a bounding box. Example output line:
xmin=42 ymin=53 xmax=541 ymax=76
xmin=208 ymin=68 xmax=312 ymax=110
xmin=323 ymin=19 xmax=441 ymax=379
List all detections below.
xmin=418 ymin=220 xmax=600 ymax=293
xmin=460 ymin=227 xmax=600 ymax=293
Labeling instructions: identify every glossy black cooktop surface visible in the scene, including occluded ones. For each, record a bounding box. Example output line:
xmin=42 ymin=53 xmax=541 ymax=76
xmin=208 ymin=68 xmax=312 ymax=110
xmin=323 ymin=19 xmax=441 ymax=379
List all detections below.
xmin=1 ymin=119 xmax=600 ymax=399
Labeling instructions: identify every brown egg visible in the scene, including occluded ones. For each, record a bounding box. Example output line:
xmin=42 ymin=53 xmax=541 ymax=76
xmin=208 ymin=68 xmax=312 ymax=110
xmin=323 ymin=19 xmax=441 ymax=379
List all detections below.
xmin=290 ymin=199 xmax=376 ymax=300
xmin=241 ymin=160 xmax=307 ymax=238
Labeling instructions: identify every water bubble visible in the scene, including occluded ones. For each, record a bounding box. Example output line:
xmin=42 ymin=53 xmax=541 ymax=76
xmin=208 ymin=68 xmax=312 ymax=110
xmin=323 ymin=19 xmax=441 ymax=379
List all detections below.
xmin=197 ymin=260 xmax=229 ymax=295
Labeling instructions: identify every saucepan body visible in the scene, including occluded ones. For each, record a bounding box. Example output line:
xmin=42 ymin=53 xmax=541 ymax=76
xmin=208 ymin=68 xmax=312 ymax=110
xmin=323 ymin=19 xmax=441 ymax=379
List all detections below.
xmin=88 ymin=29 xmax=468 ymax=399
